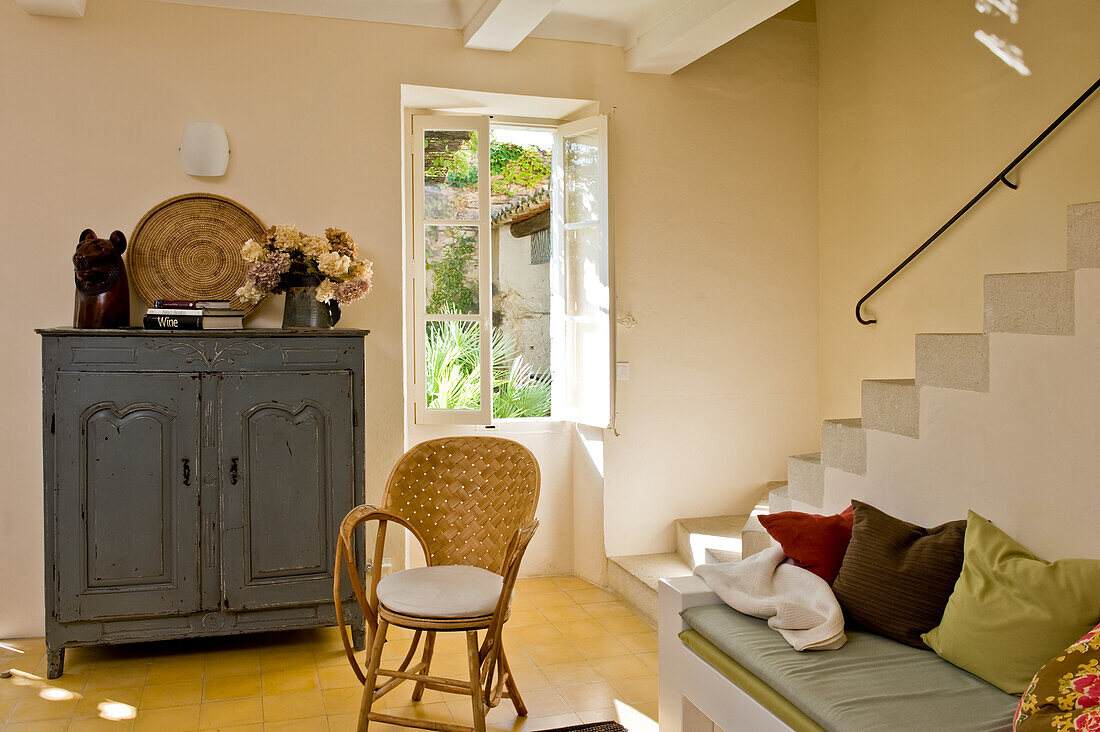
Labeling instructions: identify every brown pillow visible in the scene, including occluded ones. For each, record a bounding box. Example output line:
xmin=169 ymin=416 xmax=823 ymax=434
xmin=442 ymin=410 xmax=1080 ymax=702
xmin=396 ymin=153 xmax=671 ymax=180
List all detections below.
xmin=831 ymin=500 xmax=966 ymax=649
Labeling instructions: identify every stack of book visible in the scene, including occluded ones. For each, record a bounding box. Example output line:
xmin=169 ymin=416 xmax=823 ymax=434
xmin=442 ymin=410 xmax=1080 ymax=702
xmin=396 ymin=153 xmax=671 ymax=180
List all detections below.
xmin=143 ymin=300 xmax=245 ymax=330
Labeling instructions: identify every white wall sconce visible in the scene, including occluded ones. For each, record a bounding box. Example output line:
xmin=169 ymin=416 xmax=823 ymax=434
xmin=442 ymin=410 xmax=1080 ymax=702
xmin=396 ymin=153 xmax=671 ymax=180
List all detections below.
xmin=180 ymin=122 xmax=230 ymax=177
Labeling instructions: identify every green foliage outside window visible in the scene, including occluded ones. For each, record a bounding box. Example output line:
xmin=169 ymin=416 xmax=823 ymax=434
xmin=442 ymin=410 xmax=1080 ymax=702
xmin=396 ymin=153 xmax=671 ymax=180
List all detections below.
xmin=425 ymin=317 xmax=551 ymax=418
xmin=426 ymin=227 xmax=478 ymax=315
xmin=426 ymin=134 xmax=550 ymax=195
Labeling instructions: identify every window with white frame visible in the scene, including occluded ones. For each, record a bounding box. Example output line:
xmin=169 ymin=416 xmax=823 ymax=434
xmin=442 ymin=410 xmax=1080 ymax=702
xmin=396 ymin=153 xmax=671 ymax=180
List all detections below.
xmin=409 ymin=113 xmax=613 ymax=428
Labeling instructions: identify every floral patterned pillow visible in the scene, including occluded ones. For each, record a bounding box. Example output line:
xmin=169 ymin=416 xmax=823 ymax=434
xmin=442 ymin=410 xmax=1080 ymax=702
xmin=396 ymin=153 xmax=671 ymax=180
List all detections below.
xmin=1015 ymin=620 xmax=1100 ymax=731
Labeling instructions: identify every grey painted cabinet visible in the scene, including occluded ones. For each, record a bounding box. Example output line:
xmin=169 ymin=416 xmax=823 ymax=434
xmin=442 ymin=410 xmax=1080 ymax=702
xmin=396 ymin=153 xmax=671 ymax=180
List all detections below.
xmin=39 ymin=329 xmax=368 ymax=678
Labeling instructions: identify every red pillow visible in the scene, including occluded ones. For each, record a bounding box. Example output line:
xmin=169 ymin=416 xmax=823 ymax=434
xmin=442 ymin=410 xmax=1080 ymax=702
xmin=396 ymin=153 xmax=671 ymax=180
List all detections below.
xmin=758 ymin=506 xmax=855 ymax=584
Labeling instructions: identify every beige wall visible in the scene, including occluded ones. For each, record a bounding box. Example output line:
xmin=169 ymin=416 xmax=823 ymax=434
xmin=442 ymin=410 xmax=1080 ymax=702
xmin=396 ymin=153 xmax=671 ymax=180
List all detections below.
xmin=0 ymin=0 xmax=819 ymax=637
xmin=817 ymin=0 xmax=1100 ymax=420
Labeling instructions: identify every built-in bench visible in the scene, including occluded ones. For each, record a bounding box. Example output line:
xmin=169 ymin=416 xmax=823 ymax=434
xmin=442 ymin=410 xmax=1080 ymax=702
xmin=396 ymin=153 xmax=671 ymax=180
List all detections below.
xmin=658 ymin=575 xmax=1017 ymax=732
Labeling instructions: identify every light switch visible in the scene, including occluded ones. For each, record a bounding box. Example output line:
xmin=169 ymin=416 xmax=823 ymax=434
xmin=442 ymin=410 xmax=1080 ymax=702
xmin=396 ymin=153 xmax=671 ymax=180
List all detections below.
xmin=616 ymin=362 xmax=631 ymax=380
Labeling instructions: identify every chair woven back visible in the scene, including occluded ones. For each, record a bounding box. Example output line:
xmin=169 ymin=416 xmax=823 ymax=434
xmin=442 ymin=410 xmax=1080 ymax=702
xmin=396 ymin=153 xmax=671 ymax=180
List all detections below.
xmin=381 ymin=437 xmax=540 ymax=574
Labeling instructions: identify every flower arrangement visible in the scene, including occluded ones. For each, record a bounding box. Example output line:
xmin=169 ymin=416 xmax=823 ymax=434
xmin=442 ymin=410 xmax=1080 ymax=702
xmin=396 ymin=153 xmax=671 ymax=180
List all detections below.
xmin=234 ymin=225 xmax=374 ymax=306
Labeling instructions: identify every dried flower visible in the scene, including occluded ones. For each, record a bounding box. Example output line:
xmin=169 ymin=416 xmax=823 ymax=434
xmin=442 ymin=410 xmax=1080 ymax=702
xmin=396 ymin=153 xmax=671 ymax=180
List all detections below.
xmin=349 ymin=260 xmax=372 ymax=281
xmin=271 ymin=224 xmax=303 ymax=252
xmin=241 ymin=239 xmax=265 ymax=262
xmin=266 ymin=250 xmax=291 ymax=274
xmin=300 ymin=234 xmax=330 ymax=259
xmin=235 ymin=281 xmax=265 ymax=305
xmin=314 ymin=278 xmax=338 ymax=303
xmin=326 ymin=227 xmax=358 ymax=257
xmin=247 ymin=260 xmax=283 ymax=291
xmin=318 ymin=251 xmax=352 ymax=278
xmin=335 ymin=277 xmax=371 ymax=304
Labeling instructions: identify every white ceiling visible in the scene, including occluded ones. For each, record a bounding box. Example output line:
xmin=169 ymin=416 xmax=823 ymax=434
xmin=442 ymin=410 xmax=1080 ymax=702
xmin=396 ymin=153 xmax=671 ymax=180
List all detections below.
xmin=17 ymin=0 xmax=810 ymax=74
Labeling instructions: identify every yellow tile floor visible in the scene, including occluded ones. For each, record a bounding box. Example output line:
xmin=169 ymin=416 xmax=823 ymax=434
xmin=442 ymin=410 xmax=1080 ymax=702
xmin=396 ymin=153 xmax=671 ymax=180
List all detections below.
xmin=0 ymin=577 xmax=658 ymax=731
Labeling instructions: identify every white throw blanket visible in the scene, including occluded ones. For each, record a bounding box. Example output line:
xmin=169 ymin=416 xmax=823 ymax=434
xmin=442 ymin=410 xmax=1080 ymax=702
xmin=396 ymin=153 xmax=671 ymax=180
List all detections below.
xmin=694 ymin=545 xmax=847 ymax=651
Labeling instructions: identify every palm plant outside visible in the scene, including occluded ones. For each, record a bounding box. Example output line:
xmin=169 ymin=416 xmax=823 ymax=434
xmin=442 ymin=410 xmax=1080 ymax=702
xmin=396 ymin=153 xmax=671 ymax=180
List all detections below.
xmin=425 ymin=317 xmax=551 ymax=418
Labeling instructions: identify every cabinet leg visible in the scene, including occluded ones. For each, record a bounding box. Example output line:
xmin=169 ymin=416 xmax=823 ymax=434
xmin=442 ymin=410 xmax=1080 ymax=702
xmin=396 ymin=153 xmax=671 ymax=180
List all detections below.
xmin=352 ymin=623 xmax=367 ymax=652
xmin=47 ymin=647 xmax=65 ymax=679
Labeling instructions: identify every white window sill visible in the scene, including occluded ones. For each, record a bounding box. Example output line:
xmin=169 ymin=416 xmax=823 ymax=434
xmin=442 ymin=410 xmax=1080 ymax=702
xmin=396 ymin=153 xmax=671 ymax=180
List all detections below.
xmin=474 ymin=418 xmax=572 ymax=434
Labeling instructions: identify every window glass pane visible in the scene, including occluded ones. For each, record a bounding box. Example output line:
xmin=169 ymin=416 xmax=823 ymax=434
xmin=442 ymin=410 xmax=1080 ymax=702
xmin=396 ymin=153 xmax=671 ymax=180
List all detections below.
xmin=564 ymin=132 xmax=599 ymax=223
xmin=425 ymin=225 xmax=479 ymax=314
xmin=424 ymin=129 xmax=478 ymax=220
xmin=565 ymin=225 xmax=607 ymax=318
xmin=425 ymin=320 xmax=481 ymax=410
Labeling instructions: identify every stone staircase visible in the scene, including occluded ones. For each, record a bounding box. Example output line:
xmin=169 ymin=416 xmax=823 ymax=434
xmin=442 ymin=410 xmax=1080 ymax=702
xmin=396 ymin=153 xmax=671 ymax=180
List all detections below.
xmin=607 ymin=200 xmax=1100 ymax=624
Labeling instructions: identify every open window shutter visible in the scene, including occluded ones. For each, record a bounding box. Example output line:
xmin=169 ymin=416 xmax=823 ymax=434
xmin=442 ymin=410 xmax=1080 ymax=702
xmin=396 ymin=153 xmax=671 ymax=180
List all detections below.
xmin=551 ymin=115 xmax=614 ymax=428
xmin=412 ymin=115 xmax=493 ymax=425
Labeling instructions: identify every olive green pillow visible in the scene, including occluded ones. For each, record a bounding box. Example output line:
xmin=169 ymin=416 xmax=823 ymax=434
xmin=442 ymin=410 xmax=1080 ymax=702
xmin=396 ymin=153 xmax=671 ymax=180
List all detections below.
xmin=922 ymin=511 xmax=1100 ymax=694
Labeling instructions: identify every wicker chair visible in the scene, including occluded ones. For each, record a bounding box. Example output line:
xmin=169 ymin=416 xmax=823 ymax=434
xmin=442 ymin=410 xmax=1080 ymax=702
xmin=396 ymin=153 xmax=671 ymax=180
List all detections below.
xmin=334 ymin=436 xmax=541 ymax=732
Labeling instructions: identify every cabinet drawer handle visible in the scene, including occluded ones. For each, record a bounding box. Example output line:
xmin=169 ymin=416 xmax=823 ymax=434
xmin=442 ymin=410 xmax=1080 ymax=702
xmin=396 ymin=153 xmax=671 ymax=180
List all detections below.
xmin=182 ymin=458 xmax=191 ymax=486
xmin=230 ymin=457 xmax=238 ymax=485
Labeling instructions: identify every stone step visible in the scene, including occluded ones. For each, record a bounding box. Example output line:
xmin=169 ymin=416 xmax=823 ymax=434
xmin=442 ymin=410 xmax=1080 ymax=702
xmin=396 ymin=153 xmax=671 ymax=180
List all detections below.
xmin=607 ymin=552 xmax=692 ymax=626
xmin=984 ymin=271 xmax=1075 ymax=336
xmin=821 ymin=418 xmax=866 ymax=475
xmin=787 ymin=452 xmax=824 ymax=506
xmin=674 ymin=514 xmax=748 ymax=568
xmin=767 ymin=482 xmax=791 ymax=513
xmin=740 ymin=514 xmax=775 ymax=559
xmin=915 ymin=333 xmax=990 ymax=392
xmin=1068 ymin=201 xmax=1100 ymax=270
xmin=862 ymin=378 xmax=919 ymax=438
xmin=705 ymin=547 xmax=741 ymax=564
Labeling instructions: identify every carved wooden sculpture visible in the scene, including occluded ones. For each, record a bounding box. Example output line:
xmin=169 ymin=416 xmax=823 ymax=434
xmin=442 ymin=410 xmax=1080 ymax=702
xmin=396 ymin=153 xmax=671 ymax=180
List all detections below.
xmin=73 ymin=229 xmax=130 ymax=328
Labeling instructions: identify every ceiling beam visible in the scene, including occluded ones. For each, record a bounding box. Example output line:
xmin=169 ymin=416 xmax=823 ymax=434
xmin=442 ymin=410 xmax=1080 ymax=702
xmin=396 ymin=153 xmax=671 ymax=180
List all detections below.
xmin=625 ymin=0 xmax=798 ymax=75
xmin=15 ymin=0 xmax=86 ymax=16
xmin=463 ymin=0 xmax=562 ymax=52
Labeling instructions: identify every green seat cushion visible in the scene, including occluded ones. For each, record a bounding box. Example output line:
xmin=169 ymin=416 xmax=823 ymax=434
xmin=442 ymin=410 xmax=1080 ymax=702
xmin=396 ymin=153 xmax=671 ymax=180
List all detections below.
xmin=682 ymin=603 xmax=1017 ymax=732
xmin=679 ymin=629 xmax=825 ymax=732
xmin=922 ymin=511 xmax=1100 ymax=694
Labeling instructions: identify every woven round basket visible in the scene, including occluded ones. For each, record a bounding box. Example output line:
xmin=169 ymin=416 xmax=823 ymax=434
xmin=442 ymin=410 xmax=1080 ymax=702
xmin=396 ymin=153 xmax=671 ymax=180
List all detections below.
xmin=129 ymin=193 xmax=266 ymax=312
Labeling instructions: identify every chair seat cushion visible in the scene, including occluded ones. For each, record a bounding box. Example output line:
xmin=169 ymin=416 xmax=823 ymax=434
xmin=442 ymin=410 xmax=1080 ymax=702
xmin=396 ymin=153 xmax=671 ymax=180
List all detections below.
xmin=376 ymin=565 xmax=503 ymax=619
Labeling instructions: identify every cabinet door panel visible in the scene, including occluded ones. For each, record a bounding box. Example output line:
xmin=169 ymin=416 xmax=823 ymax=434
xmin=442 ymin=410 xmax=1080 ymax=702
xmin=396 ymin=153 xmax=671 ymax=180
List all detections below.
xmin=54 ymin=372 xmax=202 ymax=622
xmin=219 ymin=372 xmax=355 ymax=610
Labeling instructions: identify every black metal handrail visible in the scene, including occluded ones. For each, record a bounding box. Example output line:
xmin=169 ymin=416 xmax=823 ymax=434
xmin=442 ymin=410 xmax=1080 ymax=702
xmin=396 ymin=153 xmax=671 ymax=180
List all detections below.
xmin=856 ymin=76 xmax=1100 ymax=325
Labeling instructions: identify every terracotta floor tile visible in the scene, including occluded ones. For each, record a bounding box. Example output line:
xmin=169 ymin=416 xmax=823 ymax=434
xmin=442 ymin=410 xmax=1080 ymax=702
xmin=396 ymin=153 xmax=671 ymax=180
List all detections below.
xmin=203 ymin=673 xmax=262 ymax=702
xmin=550 ymin=577 xmax=596 ymax=592
xmin=598 ymin=616 xmax=653 ymax=637
xmin=317 ymin=664 xmax=360 ymax=691
xmin=555 ymin=620 xmax=611 ymax=642
xmin=570 ymin=634 xmax=632 ymax=660
xmin=583 ymin=601 xmax=635 ymax=619
xmin=320 ymin=686 xmax=363 ymax=716
xmin=7 ymin=693 xmax=81 ymax=723
xmin=523 ymin=592 xmax=577 ymax=609
xmin=261 ymin=690 xmax=327 ymax=722
xmin=262 ymin=668 xmax=320 ymax=695
xmin=67 ymin=715 xmax=135 ymax=731
xmin=609 ymin=675 xmax=658 ymax=705
xmin=203 ymin=650 xmax=261 ymax=678
xmin=556 ymin=680 xmax=619 ymax=713
xmin=618 ymin=631 xmax=658 ymax=653
xmin=264 ymin=714 xmax=329 ymax=731
xmin=569 ymin=588 xmax=618 ymax=605
xmin=198 ymin=697 xmax=264 ymax=729
xmin=588 ymin=653 xmax=653 ymax=680
xmin=3 ymin=721 xmax=70 ymax=732
xmin=0 ymin=575 xmax=656 ymax=732
xmin=514 ymin=578 xmax=562 ymax=594
xmin=139 ymin=679 xmax=203 ymax=709
xmin=132 ymin=703 xmax=201 ymax=731
xmin=535 ymin=604 xmax=591 ymax=626
xmin=536 ymin=661 xmax=603 ymax=687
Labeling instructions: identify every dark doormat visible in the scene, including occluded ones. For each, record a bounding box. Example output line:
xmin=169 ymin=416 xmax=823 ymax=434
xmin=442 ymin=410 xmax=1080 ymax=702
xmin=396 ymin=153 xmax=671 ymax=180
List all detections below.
xmin=533 ymin=723 xmax=629 ymax=732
